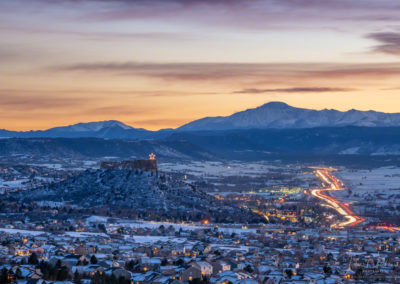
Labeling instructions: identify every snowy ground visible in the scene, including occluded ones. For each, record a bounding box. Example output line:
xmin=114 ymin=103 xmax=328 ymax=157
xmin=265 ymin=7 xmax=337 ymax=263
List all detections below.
xmin=0 ymin=228 xmax=108 ymax=238
xmin=159 ymin=161 xmax=314 ymax=193
xmin=339 ymin=167 xmax=400 ymax=191
xmin=0 ymin=218 xmax=256 ymax=244
xmin=331 ymin=167 xmax=400 ymax=220
xmin=110 ymin=220 xmax=207 ymax=231
xmin=159 ymin=161 xmax=280 ymax=178
xmin=0 ymin=228 xmax=47 ymax=236
xmin=87 ymin=217 xmax=259 ymax=235
xmin=64 ymin=231 xmax=109 ymax=238
xmin=0 ymin=179 xmax=29 ymax=188
xmin=124 ymin=235 xmax=187 ymax=244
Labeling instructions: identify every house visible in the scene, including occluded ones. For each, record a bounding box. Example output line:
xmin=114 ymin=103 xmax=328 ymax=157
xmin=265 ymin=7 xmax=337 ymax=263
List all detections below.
xmin=112 ymin=267 xmax=131 ymax=280
xmin=192 ymin=261 xmax=213 ymax=277
xmin=25 ymin=280 xmax=47 ymax=284
xmin=181 ymin=266 xmax=202 ymax=282
xmin=212 ymin=260 xmax=231 ymax=275
xmin=210 ymin=271 xmax=255 ymax=284
xmin=74 ymin=245 xmax=90 ymax=256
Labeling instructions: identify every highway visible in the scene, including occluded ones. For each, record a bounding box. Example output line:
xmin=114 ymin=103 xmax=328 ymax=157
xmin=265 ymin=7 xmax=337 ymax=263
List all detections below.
xmin=310 ymin=167 xmax=364 ymax=228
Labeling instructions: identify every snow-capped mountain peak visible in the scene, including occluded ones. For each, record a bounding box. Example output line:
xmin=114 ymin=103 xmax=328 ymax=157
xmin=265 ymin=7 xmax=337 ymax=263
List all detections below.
xmin=178 ymin=101 xmax=400 ymax=130
xmin=50 ymin=120 xmax=134 ymax=132
xmin=258 ymin=101 xmax=290 ymax=109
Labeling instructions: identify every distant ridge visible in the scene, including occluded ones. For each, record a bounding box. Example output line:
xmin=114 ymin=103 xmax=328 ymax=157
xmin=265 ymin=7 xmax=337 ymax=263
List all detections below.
xmin=1 ymin=102 xmax=400 ymax=139
xmin=49 ymin=120 xmax=133 ymax=132
xmin=0 ymin=120 xmax=156 ymax=139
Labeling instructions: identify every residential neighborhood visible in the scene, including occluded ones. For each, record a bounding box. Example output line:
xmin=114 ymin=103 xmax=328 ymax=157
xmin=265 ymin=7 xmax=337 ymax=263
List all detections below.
xmin=1 ymin=217 xmax=400 ymax=283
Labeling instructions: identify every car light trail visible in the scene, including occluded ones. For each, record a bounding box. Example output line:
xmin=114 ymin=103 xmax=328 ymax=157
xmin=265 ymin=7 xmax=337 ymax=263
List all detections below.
xmin=310 ymin=168 xmax=364 ymax=228
xmin=375 ymin=226 xmax=400 ymax=232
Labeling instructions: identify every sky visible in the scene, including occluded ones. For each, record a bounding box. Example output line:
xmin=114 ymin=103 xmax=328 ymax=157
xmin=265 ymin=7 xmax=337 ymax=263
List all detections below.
xmin=2 ymin=0 xmax=400 ymax=130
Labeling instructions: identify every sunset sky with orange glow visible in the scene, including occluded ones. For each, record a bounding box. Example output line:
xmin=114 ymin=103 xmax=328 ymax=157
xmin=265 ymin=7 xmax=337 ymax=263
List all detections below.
xmin=2 ymin=0 xmax=400 ymax=130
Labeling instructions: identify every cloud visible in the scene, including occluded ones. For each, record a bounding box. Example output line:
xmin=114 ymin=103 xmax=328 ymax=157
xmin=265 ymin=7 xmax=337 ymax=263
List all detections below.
xmin=12 ymin=0 xmax=400 ymax=31
xmin=0 ymin=25 xmax=191 ymax=41
xmin=87 ymin=1 xmax=400 ymax=32
xmin=233 ymin=87 xmax=355 ymax=94
xmin=0 ymin=91 xmax=89 ymax=111
xmin=0 ymin=45 xmax=43 ymax=62
xmin=51 ymin=62 xmax=261 ymax=80
xmin=366 ymin=32 xmax=400 ymax=55
xmin=0 ymin=47 xmax=19 ymax=59
xmin=381 ymin=86 xmax=400 ymax=90
xmin=51 ymin=61 xmax=400 ymax=82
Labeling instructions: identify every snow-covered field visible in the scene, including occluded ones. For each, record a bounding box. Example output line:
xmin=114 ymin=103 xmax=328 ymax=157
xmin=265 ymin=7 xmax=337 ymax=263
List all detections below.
xmin=330 ymin=167 xmax=400 ymax=219
xmin=86 ymin=217 xmax=259 ymax=235
xmin=36 ymin=201 xmax=65 ymax=208
xmin=210 ymin=244 xmax=250 ymax=252
xmin=0 ymin=217 xmax=256 ymax=245
xmin=0 ymin=228 xmax=108 ymax=238
xmin=159 ymin=161 xmax=279 ymax=178
xmin=64 ymin=231 xmax=109 ymax=238
xmin=339 ymin=167 xmax=400 ymax=191
xmin=159 ymin=161 xmax=312 ymax=193
xmin=112 ymin=220 xmax=206 ymax=231
xmin=0 ymin=228 xmax=47 ymax=236
xmin=0 ymin=178 xmax=29 ymax=188
xmin=34 ymin=163 xmax=63 ymax=169
xmin=125 ymin=235 xmax=187 ymax=244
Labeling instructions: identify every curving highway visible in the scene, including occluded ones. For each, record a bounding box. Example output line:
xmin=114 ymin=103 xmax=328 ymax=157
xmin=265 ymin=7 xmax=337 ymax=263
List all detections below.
xmin=310 ymin=167 xmax=364 ymax=228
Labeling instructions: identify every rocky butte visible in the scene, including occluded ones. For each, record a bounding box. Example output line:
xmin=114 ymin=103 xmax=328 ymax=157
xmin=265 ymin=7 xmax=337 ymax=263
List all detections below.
xmin=100 ymin=153 xmax=158 ymax=172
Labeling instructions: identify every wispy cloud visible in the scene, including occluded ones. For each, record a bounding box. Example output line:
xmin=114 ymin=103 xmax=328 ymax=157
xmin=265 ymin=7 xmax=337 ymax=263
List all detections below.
xmin=51 ymin=61 xmax=400 ymax=81
xmin=366 ymin=31 xmax=400 ymax=55
xmin=0 ymin=91 xmax=89 ymax=111
xmin=0 ymin=45 xmax=43 ymax=63
xmin=0 ymin=47 xmax=18 ymax=59
xmin=83 ymin=0 xmax=400 ymax=23
xmin=84 ymin=105 xmax=155 ymax=116
xmin=233 ymin=87 xmax=355 ymax=94
xmin=0 ymin=25 xmax=191 ymax=41
xmin=11 ymin=0 xmax=400 ymax=31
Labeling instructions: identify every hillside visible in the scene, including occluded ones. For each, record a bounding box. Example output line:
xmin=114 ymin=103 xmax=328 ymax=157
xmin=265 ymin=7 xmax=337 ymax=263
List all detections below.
xmin=0 ymin=138 xmax=215 ymax=160
xmin=169 ymin=126 xmax=400 ymax=156
xmin=2 ymin=126 xmax=400 ymax=163
xmin=14 ymin=169 xmax=264 ymax=223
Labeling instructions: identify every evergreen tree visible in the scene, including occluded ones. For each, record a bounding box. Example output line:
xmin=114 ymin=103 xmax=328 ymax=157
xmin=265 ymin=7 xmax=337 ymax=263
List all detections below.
xmin=28 ymin=252 xmax=39 ymax=265
xmin=323 ymin=265 xmax=332 ymax=275
xmin=0 ymin=268 xmax=9 ymax=284
xmin=285 ymin=269 xmax=293 ymax=279
xmin=57 ymin=266 xmax=70 ymax=281
xmin=74 ymin=270 xmax=82 ymax=284
xmin=244 ymin=264 xmax=254 ymax=274
xmin=91 ymin=255 xmax=98 ymax=264
xmin=15 ymin=268 xmax=22 ymax=279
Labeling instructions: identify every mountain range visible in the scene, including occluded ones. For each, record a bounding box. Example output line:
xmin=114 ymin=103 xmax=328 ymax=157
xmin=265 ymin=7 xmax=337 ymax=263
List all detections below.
xmin=1 ymin=102 xmax=400 ymax=161
xmin=1 ymin=102 xmax=400 ymax=139
xmin=0 ymin=120 xmax=157 ymax=139
xmin=179 ymin=102 xmax=400 ymax=130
